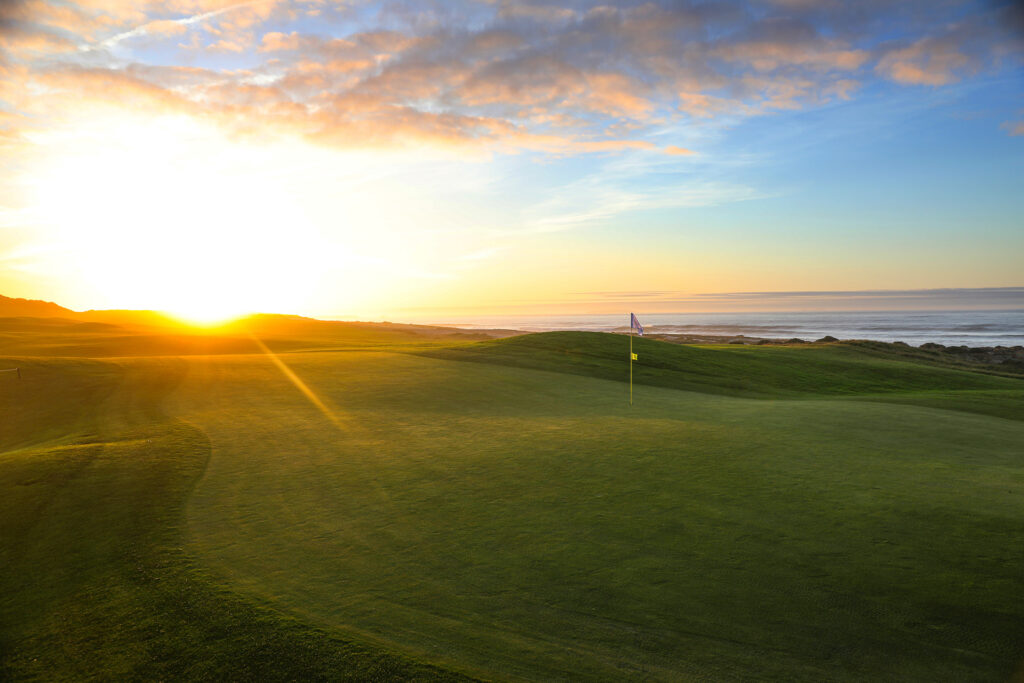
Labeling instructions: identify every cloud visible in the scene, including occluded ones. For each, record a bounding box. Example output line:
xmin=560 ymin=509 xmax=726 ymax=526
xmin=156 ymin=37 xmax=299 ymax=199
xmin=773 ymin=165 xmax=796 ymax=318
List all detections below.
xmin=0 ymin=0 xmax=118 ymax=41
xmin=1003 ymin=120 xmax=1024 ymax=136
xmin=496 ymin=2 xmax=577 ymax=23
xmin=876 ymin=35 xmax=973 ymax=86
xmin=718 ymin=40 xmax=867 ymax=72
xmin=0 ymin=24 xmax=77 ymax=55
xmin=0 ymin=0 xmax=1020 ymax=159
xmin=260 ymin=30 xmax=303 ymax=51
xmin=523 ymin=147 xmax=764 ymax=232
xmin=711 ymin=18 xmax=869 ymax=72
xmin=208 ymin=38 xmax=246 ymax=52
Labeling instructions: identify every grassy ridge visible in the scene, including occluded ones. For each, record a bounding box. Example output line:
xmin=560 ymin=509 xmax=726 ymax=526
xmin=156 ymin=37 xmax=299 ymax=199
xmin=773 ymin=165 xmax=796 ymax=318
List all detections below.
xmin=423 ymin=332 xmax=1024 ymax=420
xmin=0 ymin=357 xmax=468 ymax=681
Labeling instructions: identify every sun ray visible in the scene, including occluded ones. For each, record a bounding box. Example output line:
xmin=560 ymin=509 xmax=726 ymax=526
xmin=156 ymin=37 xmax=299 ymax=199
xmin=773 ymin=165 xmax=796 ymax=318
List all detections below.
xmin=250 ymin=336 xmax=349 ymax=431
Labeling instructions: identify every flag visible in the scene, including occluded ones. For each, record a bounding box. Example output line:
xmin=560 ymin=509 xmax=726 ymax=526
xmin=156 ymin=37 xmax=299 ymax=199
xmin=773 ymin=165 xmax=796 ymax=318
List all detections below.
xmin=631 ymin=352 xmax=637 ymax=360
xmin=630 ymin=312 xmax=644 ymax=336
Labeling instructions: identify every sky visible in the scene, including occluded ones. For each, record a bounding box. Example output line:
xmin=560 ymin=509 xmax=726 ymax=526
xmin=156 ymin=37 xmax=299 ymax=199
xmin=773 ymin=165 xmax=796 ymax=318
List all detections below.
xmin=0 ymin=0 xmax=1022 ymax=322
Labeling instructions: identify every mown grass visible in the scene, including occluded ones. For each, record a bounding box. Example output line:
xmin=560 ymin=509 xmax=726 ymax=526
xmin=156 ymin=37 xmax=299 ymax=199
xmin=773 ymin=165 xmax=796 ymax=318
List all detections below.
xmin=172 ymin=344 xmax=1024 ymax=681
xmin=0 ymin=313 xmax=503 ymax=357
xmin=2 ymin=328 xmax=1024 ymax=681
xmin=0 ymin=357 xmax=469 ymax=681
xmin=425 ymin=332 xmax=1024 ymax=420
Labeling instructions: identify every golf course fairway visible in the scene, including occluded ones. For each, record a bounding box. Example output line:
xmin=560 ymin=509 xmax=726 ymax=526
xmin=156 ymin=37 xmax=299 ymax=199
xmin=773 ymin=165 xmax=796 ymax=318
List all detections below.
xmin=3 ymin=332 xmax=1024 ymax=680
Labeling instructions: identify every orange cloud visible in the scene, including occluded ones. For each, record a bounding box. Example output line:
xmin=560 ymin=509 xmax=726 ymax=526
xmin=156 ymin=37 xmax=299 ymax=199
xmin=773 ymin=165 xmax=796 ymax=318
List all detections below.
xmin=1 ymin=0 xmax=116 ymax=39
xmin=208 ymin=38 xmax=246 ymax=52
xmin=583 ymin=73 xmax=653 ymax=118
xmin=875 ymin=36 xmax=972 ymax=86
xmin=715 ymin=40 xmax=868 ymax=72
xmin=1003 ymin=121 xmax=1024 ymax=136
xmin=261 ymin=31 xmax=304 ymax=52
xmin=676 ymin=92 xmax=730 ymax=118
xmin=455 ymin=56 xmax=656 ymax=122
xmin=0 ymin=24 xmax=77 ymax=56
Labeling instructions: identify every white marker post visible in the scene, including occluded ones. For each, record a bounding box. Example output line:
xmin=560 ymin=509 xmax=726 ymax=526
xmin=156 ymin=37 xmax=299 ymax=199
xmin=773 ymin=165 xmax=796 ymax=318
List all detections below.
xmin=629 ymin=313 xmax=642 ymax=405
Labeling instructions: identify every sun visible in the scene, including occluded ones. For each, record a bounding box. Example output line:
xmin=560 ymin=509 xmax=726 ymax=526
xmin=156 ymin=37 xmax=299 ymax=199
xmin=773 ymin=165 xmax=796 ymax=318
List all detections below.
xmin=25 ymin=114 xmax=331 ymax=321
xmin=164 ymin=303 xmax=249 ymax=328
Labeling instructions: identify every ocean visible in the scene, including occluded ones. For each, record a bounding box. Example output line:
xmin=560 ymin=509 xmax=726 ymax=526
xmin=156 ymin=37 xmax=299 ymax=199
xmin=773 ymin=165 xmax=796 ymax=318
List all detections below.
xmin=425 ymin=310 xmax=1024 ymax=347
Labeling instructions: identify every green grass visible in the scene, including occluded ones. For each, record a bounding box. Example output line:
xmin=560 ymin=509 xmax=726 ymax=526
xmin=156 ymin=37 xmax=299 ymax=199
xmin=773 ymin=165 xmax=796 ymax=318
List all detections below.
xmin=425 ymin=332 xmax=1024 ymax=419
xmin=0 ymin=357 xmax=469 ymax=681
xmin=0 ymin=313 xmax=502 ymax=357
xmin=3 ymin=328 xmax=1024 ymax=681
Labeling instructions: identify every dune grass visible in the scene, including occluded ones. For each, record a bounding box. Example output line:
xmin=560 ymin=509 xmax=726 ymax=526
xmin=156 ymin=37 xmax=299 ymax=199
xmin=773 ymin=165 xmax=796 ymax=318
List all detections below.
xmin=2 ymin=328 xmax=1024 ymax=681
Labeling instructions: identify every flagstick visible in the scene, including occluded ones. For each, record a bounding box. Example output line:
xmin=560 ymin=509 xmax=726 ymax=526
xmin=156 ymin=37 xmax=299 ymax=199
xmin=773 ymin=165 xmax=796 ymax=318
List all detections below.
xmin=629 ymin=325 xmax=633 ymax=406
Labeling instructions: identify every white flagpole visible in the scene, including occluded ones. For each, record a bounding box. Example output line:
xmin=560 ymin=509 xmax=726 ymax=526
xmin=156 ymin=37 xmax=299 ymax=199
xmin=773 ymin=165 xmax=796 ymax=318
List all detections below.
xmin=629 ymin=317 xmax=633 ymax=406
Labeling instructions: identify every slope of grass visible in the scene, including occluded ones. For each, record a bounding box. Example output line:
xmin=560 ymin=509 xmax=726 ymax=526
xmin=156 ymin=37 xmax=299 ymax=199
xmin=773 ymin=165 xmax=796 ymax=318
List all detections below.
xmin=423 ymin=332 xmax=1024 ymax=420
xmin=0 ymin=356 xmax=469 ymax=681
xmin=169 ymin=348 xmax=1024 ymax=681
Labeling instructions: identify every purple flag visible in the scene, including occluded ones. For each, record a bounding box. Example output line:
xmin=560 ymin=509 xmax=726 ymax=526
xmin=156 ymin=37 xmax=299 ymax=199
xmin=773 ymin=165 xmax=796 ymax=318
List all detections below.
xmin=630 ymin=312 xmax=644 ymax=336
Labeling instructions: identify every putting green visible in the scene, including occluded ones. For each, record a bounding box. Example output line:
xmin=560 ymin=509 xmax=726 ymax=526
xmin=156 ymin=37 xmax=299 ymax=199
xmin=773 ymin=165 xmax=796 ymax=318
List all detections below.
xmin=166 ymin=349 xmax=1024 ymax=681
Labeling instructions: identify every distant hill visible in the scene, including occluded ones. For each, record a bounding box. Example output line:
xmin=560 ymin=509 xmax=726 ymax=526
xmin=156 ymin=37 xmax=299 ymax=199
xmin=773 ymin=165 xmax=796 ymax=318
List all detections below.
xmin=75 ymin=309 xmax=181 ymax=327
xmin=0 ymin=293 xmax=520 ymax=356
xmin=0 ymin=294 xmax=76 ymax=318
xmin=0 ymin=296 xmax=173 ymax=327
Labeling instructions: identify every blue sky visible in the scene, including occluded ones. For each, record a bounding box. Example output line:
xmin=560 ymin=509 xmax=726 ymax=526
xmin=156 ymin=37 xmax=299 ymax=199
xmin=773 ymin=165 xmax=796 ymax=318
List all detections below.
xmin=0 ymin=0 xmax=1021 ymax=318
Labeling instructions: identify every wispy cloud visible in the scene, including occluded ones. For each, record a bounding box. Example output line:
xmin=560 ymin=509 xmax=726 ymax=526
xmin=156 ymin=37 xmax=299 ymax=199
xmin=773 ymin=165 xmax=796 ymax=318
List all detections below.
xmin=520 ymin=140 xmax=766 ymax=233
xmin=526 ymin=180 xmax=765 ymax=233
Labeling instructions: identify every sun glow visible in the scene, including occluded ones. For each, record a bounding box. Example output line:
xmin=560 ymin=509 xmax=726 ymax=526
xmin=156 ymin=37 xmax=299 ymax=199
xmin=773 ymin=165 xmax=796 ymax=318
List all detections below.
xmin=11 ymin=109 xmax=516 ymax=320
xmin=24 ymin=114 xmax=334 ymax=322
